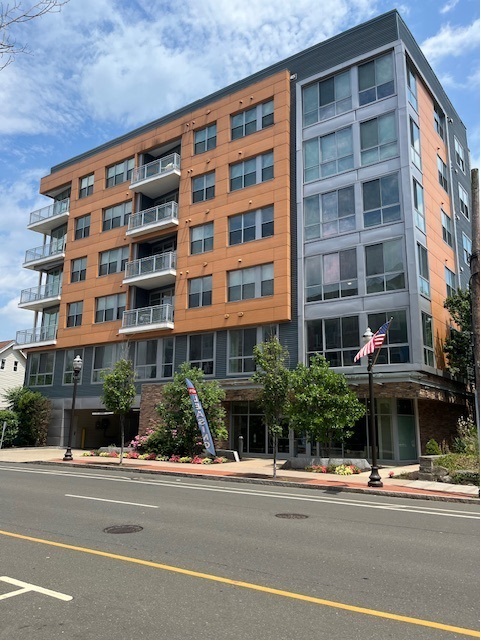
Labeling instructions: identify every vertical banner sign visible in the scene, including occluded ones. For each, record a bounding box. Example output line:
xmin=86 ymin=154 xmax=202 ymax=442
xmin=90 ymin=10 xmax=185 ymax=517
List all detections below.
xmin=185 ymin=379 xmax=216 ymax=457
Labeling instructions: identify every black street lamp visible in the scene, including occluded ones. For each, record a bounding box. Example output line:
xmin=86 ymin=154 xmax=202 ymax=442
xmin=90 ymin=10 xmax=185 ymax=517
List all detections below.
xmin=363 ymin=328 xmax=383 ymax=488
xmin=63 ymin=355 xmax=82 ymax=461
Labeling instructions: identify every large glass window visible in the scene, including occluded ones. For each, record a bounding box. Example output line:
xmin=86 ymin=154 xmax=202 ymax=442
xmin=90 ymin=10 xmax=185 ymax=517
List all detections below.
xmin=228 ymin=326 xmax=276 ymax=374
xmin=99 ymin=247 xmax=129 ymax=276
xmin=307 ymin=316 xmax=360 ymax=367
xmin=194 ymin=124 xmax=217 ymax=154
xmin=441 ymin=209 xmax=453 ymax=247
xmin=67 ymin=301 xmax=83 ymax=327
xmin=462 ymin=233 xmax=472 ymax=265
xmin=71 ymin=257 xmax=87 ymax=283
xmin=362 ymin=173 xmax=400 ymax=228
xmin=229 ymin=206 xmax=274 ymax=245
xmin=231 ymin=99 xmax=274 ymax=139
xmin=367 ymin=310 xmax=409 ymax=364
xmin=459 ymin=184 xmax=470 ymax=219
xmin=302 ymin=70 xmax=352 ymax=126
xmin=422 ymin=312 xmax=434 ymax=367
xmin=304 ymin=186 xmax=355 ymax=240
xmin=305 ymin=249 xmax=357 ymax=302
xmin=417 ymin=244 xmax=430 ymax=298
xmin=192 ymin=171 xmax=215 ymax=203
xmin=358 ymin=52 xmax=395 ymax=105
xmin=189 ymin=333 xmax=214 ymax=375
xmin=102 ymin=201 xmax=132 ymax=231
xmin=434 ymin=102 xmax=445 ymax=140
xmin=92 ymin=344 xmax=120 ymax=382
xmin=437 ymin=156 xmax=448 ymax=192
xmin=29 ymin=352 xmax=55 ymax=386
xmin=106 ymin=158 xmax=134 ymax=187
xmin=74 ymin=214 xmax=90 ymax=240
xmin=190 ymin=222 xmax=214 ymax=255
xmin=365 ymin=238 xmax=405 ymax=294
xmin=410 ymin=118 xmax=421 ymax=169
xmin=188 ymin=275 xmax=212 ymax=308
xmin=413 ymin=179 xmax=425 ymax=232
xmin=63 ymin=348 xmax=84 ymax=384
xmin=360 ymin=112 xmax=397 ymax=165
xmin=445 ymin=267 xmax=456 ymax=298
xmin=79 ymin=173 xmax=94 ymax=198
xmin=129 ymin=339 xmax=158 ymax=380
xmin=304 ymin=127 xmax=353 ymax=181
xmin=454 ymin=137 xmax=466 ymax=173
xmin=230 ymin=151 xmax=273 ymax=191
xmin=406 ymin=62 xmax=418 ymax=110
xmin=95 ymin=293 xmax=126 ymax=323
xmin=228 ymin=264 xmax=273 ymax=302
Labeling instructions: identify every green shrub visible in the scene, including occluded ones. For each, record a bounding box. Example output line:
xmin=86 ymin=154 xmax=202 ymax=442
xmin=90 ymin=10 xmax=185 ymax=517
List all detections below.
xmin=452 ymin=416 xmax=479 ymax=455
xmin=451 ymin=470 xmax=479 ymax=486
xmin=425 ymin=438 xmax=442 ymax=455
xmin=4 ymin=387 xmax=51 ymax=446
xmin=0 ymin=410 xmax=19 ymax=447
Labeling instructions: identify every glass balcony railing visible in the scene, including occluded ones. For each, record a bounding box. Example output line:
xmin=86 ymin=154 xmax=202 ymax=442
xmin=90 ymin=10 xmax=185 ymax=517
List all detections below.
xmin=16 ymin=325 xmax=57 ymax=345
xmin=121 ymin=304 xmax=174 ymax=330
xmin=127 ymin=201 xmax=178 ymax=234
xmin=124 ymin=252 xmax=176 ymax=280
xmin=24 ymin=241 xmax=65 ymax=265
xmin=130 ymin=153 xmax=180 ymax=185
xmin=28 ymin=198 xmax=70 ymax=227
xmin=19 ymin=282 xmax=61 ymax=305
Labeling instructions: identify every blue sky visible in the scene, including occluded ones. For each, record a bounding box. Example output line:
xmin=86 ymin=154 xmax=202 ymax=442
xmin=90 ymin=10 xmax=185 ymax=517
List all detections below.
xmin=0 ymin=0 xmax=479 ymax=342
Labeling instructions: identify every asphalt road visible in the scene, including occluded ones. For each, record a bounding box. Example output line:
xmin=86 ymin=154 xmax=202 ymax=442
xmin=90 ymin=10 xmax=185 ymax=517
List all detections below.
xmin=0 ymin=462 xmax=479 ymax=640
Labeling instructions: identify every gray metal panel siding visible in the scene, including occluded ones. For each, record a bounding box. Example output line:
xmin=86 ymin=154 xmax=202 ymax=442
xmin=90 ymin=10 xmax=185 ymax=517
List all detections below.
xmin=215 ymin=331 xmax=227 ymax=379
xmin=174 ymin=335 xmax=187 ymax=371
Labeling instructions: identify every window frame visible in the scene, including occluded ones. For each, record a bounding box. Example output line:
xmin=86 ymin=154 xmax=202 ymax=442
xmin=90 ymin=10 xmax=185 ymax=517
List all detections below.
xmin=413 ymin=179 xmax=425 ymax=232
xmin=305 ymin=249 xmax=358 ymax=302
xmin=306 ymin=315 xmax=361 ymax=367
xmin=188 ymin=275 xmax=213 ymax=308
xmin=192 ymin=171 xmax=215 ymax=203
xmin=63 ymin=348 xmax=85 ymax=384
xmin=188 ymin=333 xmax=215 ymax=375
xmin=229 ymin=151 xmax=274 ymax=192
xmin=360 ymin=111 xmax=398 ymax=166
xmin=228 ymin=205 xmax=274 ymax=245
xmin=66 ymin=300 xmax=83 ymax=327
xmin=74 ymin=214 xmax=90 ymax=240
xmin=227 ymin=263 xmax=274 ymax=302
xmin=79 ymin=173 xmax=94 ymax=199
xmin=445 ymin=266 xmax=456 ymax=298
xmin=106 ymin=157 xmax=134 ymax=188
xmin=358 ymin=52 xmax=395 ymax=106
xmin=190 ymin=222 xmax=214 ymax=255
xmin=417 ymin=244 xmax=430 ymax=298
xmin=462 ymin=233 xmax=472 ymax=265
xmin=365 ymin=238 xmax=405 ymax=294
xmin=71 ymin=256 xmax=87 ymax=283
xmin=454 ymin=137 xmax=466 ymax=174
xmin=441 ymin=209 xmax=453 ymax=247
xmin=302 ymin=70 xmax=352 ymax=127
xmin=437 ymin=156 xmax=448 ymax=192
xmin=102 ymin=201 xmax=132 ymax=231
xmin=409 ymin=118 xmax=421 ymax=169
xmin=28 ymin=351 xmax=55 ymax=386
xmin=94 ymin=293 xmax=126 ymax=323
xmin=362 ymin=172 xmax=401 ymax=228
xmin=99 ymin=246 xmax=129 ymax=276
xmin=304 ymin=186 xmax=355 ymax=240
xmin=367 ymin=310 xmax=410 ymax=364
xmin=422 ymin=312 xmax=434 ymax=367
xmin=304 ymin=127 xmax=354 ymax=182
xmin=458 ymin=184 xmax=470 ymax=219
xmin=194 ymin=124 xmax=217 ymax=154
xmin=406 ymin=62 xmax=418 ymax=110
xmin=228 ymin=325 xmax=277 ymax=374
xmin=231 ymin=99 xmax=274 ymax=140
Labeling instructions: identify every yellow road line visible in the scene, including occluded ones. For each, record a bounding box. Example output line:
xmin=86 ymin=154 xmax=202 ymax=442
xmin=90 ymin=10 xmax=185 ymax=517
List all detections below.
xmin=0 ymin=529 xmax=479 ymax=638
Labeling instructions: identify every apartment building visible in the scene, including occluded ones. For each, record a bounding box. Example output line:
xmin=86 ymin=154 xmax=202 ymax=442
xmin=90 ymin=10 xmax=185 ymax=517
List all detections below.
xmin=16 ymin=10 xmax=473 ymax=462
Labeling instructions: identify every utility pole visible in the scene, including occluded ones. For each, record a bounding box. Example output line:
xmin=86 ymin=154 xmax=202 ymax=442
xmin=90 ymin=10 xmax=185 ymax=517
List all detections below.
xmin=470 ymin=168 xmax=480 ymax=433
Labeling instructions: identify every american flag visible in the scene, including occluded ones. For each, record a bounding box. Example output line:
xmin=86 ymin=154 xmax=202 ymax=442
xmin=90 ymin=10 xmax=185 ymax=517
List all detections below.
xmin=354 ymin=320 xmax=391 ymax=362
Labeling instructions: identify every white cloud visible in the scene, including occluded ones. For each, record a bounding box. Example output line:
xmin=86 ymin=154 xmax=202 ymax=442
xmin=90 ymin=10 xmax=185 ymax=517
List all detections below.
xmin=421 ymin=20 xmax=480 ymax=63
xmin=440 ymin=0 xmax=459 ymax=14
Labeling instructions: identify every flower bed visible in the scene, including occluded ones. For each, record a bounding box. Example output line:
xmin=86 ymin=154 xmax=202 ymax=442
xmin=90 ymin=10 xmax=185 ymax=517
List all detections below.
xmin=81 ymin=450 xmax=228 ymax=464
xmin=305 ymin=463 xmax=361 ymax=475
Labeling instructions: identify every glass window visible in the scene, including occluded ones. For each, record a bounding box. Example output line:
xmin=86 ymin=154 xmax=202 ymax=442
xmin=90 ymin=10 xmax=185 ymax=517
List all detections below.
xmin=227 ymin=326 xmax=276 ymax=374
xmin=442 ymin=210 xmax=453 ymax=247
xmin=29 ymin=352 xmax=55 ymax=386
xmin=95 ymin=293 xmax=126 ymax=323
xmin=406 ymin=62 xmax=417 ymax=110
xmin=462 ymin=233 xmax=472 ymax=265
xmin=74 ymin=214 xmax=90 ymax=240
xmin=437 ymin=156 xmax=448 ymax=192
xmin=130 ymin=339 xmax=158 ymax=380
xmin=362 ymin=173 xmax=400 ymax=228
xmin=192 ymin=171 xmax=215 ymax=203
xmin=103 ymin=201 xmax=132 ymax=231
xmin=99 ymin=247 xmax=129 ymax=275
xmin=305 ymin=186 xmax=355 ymax=240
xmin=229 ymin=206 xmax=274 ymax=245
xmin=365 ymin=238 xmax=405 ymax=294
xmin=302 ymin=70 xmax=352 ymax=126
xmin=63 ymin=348 xmax=84 ymax=384
xmin=306 ymin=249 xmax=357 ymax=302
xmin=106 ymin=158 xmax=134 ymax=187
xmin=417 ymin=244 xmax=430 ymax=298
xmin=228 ymin=264 xmax=273 ymax=302
xmin=358 ymin=52 xmax=395 ymax=105
xmin=188 ymin=275 xmax=212 ymax=308
xmin=230 ymin=151 xmax=273 ymax=191
xmin=360 ymin=112 xmax=397 ymax=166
xmin=413 ymin=179 xmax=425 ymax=232
xmin=71 ymin=257 xmax=87 ymax=283
xmin=304 ymin=127 xmax=353 ymax=181
xmin=410 ymin=119 xmax=421 ymax=169
xmin=459 ymin=184 xmax=470 ymax=219
xmin=307 ymin=316 xmax=360 ymax=367
xmin=367 ymin=310 xmax=410 ymax=364
xmin=92 ymin=344 xmax=120 ymax=382
xmin=231 ymin=99 xmax=274 ymax=139
xmin=194 ymin=124 xmax=217 ymax=154
xmin=67 ymin=301 xmax=83 ymax=327
xmin=434 ymin=102 xmax=445 ymax=140
xmin=422 ymin=312 xmax=434 ymax=367
xmin=454 ymin=137 xmax=466 ymax=173
xmin=445 ymin=267 xmax=456 ymax=298
xmin=189 ymin=333 xmax=214 ymax=375
xmin=190 ymin=222 xmax=214 ymax=255
xmin=79 ymin=173 xmax=94 ymax=198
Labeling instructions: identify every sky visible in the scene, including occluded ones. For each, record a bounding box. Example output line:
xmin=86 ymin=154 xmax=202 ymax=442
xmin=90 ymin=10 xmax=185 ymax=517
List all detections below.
xmin=0 ymin=0 xmax=479 ymax=342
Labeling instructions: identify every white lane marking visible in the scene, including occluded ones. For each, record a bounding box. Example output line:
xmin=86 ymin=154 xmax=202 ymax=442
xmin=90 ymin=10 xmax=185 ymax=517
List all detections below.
xmin=65 ymin=494 xmax=158 ymax=508
xmin=0 ymin=464 xmax=478 ymax=520
xmin=0 ymin=576 xmax=72 ymax=601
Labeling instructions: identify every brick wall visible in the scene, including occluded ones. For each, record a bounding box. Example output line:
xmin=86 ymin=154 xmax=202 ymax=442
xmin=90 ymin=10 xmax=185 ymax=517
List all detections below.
xmin=418 ymin=399 xmax=467 ymax=453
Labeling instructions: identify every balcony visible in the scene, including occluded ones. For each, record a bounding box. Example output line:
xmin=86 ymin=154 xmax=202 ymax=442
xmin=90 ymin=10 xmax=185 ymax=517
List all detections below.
xmin=123 ymin=252 xmax=176 ymax=289
xmin=19 ymin=282 xmax=62 ymax=311
xmin=23 ymin=241 xmax=65 ymax=271
xmin=127 ymin=201 xmax=179 ymax=237
xmin=16 ymin=325 xmax=57 ymax=348
xmin=119 ymin=304 xmax=174 ymax=334
xmin=27 ymin=198 xmax=70 ymax=235
xmin=129 ymin=153 xmax=181 ymax=198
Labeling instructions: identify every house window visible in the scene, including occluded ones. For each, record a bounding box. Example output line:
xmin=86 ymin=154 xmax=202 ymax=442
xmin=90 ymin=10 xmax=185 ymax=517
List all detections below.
xmin=231 ymin=99 xmax=274 ymax=140
xmin=130 ymin=339 xmax=158 ymax=380
xmin=441 ymin=210 xmax=453 ymax=247
xmin=410 ymin=118 xmax=421 ymax=169
xmin=71 ymin=257 xmax=87 ymax=283
xmin=99 ymin=247 xmax=129 ymax=276
xmin=360 ymin=112 xmax=397 ymax=166
xmin=445 ymin=267 xmax=456 ymax=298
xmin=102 ymin=201 xmax=132 ymax=231
xmin=462 ymin=233 xmax=472 ymax=265
xmin=305 ymin=186 xmax=355 ymax=240
xmin=459 ymin=184 xmax=470 ymax=219
xmin=229 ymin=206 xmax=274 ymax=245
xmin=413 ymin=179 xmax=425 ymax=232
xmin=367 ymin=310 xmax=410 ymax=364
xmin=194 ymin=124 xmax=217 ymax=154
xmin=304 ymin=127 xmax=353 ymax=182
xmin=362 ymin=173 xmax=400 ymax=228
xmin=95 ymin=293 xmax=126 ymax=323
xmin=29 ymin=352 xmax=55 ymax=386
xmin=437 ymin=156 xmax=448 ymax=192
xmin=302 ymin=70 xmax=352 ymax=126
xmin=13 ymin=361 xmax=18 ymax=372
xmin=188 ymin=275 xmax=212 ymax=308
xmin=454 ymin=138 xmax=466 ymax=173
xmin=190 ymin=222 xmax=214 ymax=255
xmin=422 ymin=313 xmax=434 ymax=367
xmin=67 ymin=301 xmax=83 ymax=327
xmin=63 ymin=348 xmax=84 ymax=384
xmin=434 ymin=102 xmax=445 ymax=140
xmin=228 ymin=326 xmax=277 ymax=374
xmin=228 ymin=264 xmax=273 ymax=302
xmin=365 ymin=238 xmax=405 ymax=294
xmin=106 ymin=158 xmax=134 ymax=187
xmin=230 ymin=151 xmax=273 ymax=191
xmin=79 ymin=173 xmax=94 ymax=198
xmin=417 ymin=244 xmax=430 ymax=298
xmin=92 ymin=344 xmax=120 ymax=382
xmin=406 ymin=62 xmax=418 ymax=110
xmin=192 ymin=171 xmax=215 ymax=203
xmin=74 ymin=214 xmax=90 ymax=240
xmin=305 ymin=249 xmax=357 ymax=302
xmin=189 ymin=333 xmax=214 ymax=375
xmin=0 ymin=359 xmax=5 ymax=370
xmin=358 ymin=52 xmax=395 ymax=105
xmin=306 ymin=316 xmax=360 ymax=367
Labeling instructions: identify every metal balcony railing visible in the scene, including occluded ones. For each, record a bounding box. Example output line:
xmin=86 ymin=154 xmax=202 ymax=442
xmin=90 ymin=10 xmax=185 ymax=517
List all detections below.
xmin=24 ymin=241 xmax=65 ymax=264
xmin=19 ymin=282 xmax=61 ymax=305
xmin=130 ymin=153 xmax=180 ymax=185
xmin=16 ymin=325 xmax=57 ymax=345
xmin=121 ymin=304 xmax=174 ymax=329
xmin=124 ymin=252 xmax=176 ymax=279
xmin=127 ymin=201 xmax=178 ymax=233
xmin=28 ymin=198 xmax=70 ymax=226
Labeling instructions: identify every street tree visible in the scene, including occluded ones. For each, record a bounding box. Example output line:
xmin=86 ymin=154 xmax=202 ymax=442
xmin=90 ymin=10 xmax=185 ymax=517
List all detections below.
xmin=252 ymin=336 xmax=290 ymax=478
xmin=4 ymin=386 xmax=51 ymax=446
xmin=289 ymin=354 xmax=365 ymax=457
xmin=444 ymin=287 xmax=474 ymax=383
xmin=100 ymin=358 xmax=136 ymax=464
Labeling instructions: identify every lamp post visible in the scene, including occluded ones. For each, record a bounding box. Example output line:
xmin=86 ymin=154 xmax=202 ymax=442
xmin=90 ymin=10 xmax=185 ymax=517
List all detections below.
xmin=363 ymin=328 xmax=383 ymax=488
xmin=63 ymin=355 xmax=82 ymax=461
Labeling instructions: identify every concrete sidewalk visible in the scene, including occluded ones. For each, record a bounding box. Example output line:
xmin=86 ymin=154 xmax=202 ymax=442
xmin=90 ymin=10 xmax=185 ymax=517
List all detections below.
xmin=0 ymin=447 xmax=479 ymax=503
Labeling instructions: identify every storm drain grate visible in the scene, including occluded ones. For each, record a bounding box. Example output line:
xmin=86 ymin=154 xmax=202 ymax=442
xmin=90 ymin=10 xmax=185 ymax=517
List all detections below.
xmin=275 ymin=513 xmax=309 ymax=520
xmin=103 ymin=525 xmax=143 ymax=534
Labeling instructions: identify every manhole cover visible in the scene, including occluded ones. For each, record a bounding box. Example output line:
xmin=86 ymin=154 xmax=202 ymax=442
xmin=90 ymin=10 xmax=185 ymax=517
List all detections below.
xmin=275 ymin=513 xmax=309 ymax=520
xmin=103 ymin=525 xmax=143 ymax=534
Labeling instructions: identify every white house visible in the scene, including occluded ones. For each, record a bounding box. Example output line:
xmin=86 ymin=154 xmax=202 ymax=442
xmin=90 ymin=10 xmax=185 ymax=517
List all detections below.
xmin=0 ymin=341 xmax=26 ymax=409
